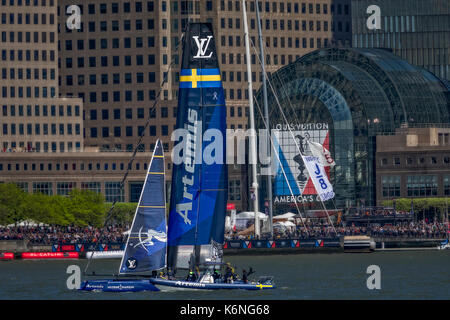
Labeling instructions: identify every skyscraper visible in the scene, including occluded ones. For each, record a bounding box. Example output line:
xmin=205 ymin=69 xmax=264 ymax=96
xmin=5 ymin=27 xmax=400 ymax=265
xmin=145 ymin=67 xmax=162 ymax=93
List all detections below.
xmin=1 ymin=0 xmax=353 ymax=208
xmin=352 ymin=0 xmax=450 ymax=81
xmin=58 ymin=0 xmax=352 ymax=152
xmin=0 ymin=0 xmax=83 ymax=153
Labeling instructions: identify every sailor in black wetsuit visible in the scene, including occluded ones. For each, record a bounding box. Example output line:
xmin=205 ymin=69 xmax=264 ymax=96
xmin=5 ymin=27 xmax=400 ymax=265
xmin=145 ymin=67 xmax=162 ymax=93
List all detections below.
xmin=242 ymin=269 xmax=248 ymax=284
xmin=242 ymin=267 xmax=255 ymax=284
xmin=186 ymin=270 xmax=197 ymax=282
xmin=224 ymin=264 xmax=233 ymax=283
xmin=213 ymin=269 xmax=221 ymax=283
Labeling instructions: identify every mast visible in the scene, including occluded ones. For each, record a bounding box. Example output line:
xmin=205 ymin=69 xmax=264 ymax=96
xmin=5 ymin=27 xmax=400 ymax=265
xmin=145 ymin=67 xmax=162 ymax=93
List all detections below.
xmin=447 ymin=197 xmax=449 ymax=241
xmin=242 ymin=0 xmax=260 ymax=238
xmin=167 ymin=23 xmax=228 ymax=270
xmin=255 ymin=0 xmax=273 ymax=238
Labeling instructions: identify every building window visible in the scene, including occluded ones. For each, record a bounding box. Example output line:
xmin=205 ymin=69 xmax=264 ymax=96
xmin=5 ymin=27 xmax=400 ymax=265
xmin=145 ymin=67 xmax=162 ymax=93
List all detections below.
xmin=161 ymin=125 xmax=168 ymax=136
xmin=406 ymin=175 xmax=438 ymax=197
xmin=444 ymin=175 xmax=450 ymax=196
xmin=57 ymin=182 xmax=75 ymax=196
xmin=33 ymin=182 xmax=52 ymax=195
xmin=129 ymin=182 xmax=144 ymax=202
xmin=381 ymin=176 xmax=400 ymax=198
xmin=16 ymin=182 xmax=28 ymax=192
xmin=228 ymin=180 xmax=241 ymax=201
xmin=105 ymin=181 xmax=124 ymax=202
xmin=126 ymin=126 xmax=132 ymax=136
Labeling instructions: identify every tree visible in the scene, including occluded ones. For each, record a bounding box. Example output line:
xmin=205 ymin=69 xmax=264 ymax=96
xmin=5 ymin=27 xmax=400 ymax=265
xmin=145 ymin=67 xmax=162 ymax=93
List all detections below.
xmin=66 ymin=189 xmax=106 ymax=227
xmin=0 ymin=183 xmax=27 ymax=225
xmin=381 ymin=198 xmax=449 ymax=221
xmin=104 ymin=202 xmax=137 ymax=226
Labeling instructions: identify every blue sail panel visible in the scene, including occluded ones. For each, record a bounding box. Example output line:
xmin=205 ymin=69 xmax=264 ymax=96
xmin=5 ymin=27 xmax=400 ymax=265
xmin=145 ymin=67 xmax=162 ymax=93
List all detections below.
xmin=273 ymin=134 xmax=301 ymax=196
xmin=168 ymin=23 xmax=227 ymax=249
xmin=119 ymin=140 xmax=167 ymax=273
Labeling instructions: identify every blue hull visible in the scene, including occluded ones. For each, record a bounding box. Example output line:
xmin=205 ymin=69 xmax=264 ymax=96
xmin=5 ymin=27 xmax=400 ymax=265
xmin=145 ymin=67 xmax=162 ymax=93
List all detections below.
xmin=79 ymin=279 xmax=160 ymax=292
xmin=149 ymin=278 xmax=275 ymax=290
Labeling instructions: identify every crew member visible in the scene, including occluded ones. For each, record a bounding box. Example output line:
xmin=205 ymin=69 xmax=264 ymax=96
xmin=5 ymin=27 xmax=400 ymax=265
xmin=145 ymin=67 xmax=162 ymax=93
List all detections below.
xmin=213 ymin=269 xmax=221 ymax=283
xmin=242 ymin=269 xmax=248 ymax=284
xmin=195 ymin=266 xmax=200 ymax=280
xmin=225 ymin=263 xmax=238 ymax=283
xmin=186 ymin=270 xmax=197 ymax=282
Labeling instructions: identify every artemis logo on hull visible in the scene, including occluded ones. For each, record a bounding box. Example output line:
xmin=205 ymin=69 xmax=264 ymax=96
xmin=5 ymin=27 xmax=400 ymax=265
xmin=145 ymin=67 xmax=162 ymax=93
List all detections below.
xmin=193 ymin=36 xmax=213 ymax=59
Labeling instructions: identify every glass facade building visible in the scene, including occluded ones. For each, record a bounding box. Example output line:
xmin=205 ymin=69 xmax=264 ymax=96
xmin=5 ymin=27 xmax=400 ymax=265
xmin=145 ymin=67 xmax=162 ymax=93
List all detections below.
xmin=255 ymin=48 xmax=450 ymax=210
xmin=352 ymin=0 xmax=450 ymax=81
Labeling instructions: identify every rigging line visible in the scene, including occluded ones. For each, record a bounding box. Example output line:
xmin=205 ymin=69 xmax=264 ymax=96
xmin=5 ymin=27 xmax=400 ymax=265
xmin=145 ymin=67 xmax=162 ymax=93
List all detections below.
xmin=260 ymin=40 xmax=341 ymax=224
xmin=249 ymin=39 xmax=337 ymax=235
xmin=84 ymin=34 xmax=184 ymax=275
xmin=253 ymin=96 xmax=310 ymax=236
xmin=248 ymin=37 xmax=311 ymax=220
xmin=264 ymin=61 xmax=339 ymax=234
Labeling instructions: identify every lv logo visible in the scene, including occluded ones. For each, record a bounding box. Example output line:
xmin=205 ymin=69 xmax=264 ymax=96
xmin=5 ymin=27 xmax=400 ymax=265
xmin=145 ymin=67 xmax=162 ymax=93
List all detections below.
xmin=193 ymin=36 xmax=213 ymax=59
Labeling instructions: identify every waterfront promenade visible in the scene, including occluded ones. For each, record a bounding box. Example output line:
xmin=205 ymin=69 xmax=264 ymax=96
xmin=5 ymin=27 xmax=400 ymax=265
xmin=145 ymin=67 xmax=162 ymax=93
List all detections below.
xmin=0 ymin=221 xmax=446 ymax=254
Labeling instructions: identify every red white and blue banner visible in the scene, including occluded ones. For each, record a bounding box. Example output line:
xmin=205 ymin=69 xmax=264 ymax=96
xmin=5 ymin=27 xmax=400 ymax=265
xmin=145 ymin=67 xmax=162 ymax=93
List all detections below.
xmin=273 ymin=123 xmax=334 ymax=203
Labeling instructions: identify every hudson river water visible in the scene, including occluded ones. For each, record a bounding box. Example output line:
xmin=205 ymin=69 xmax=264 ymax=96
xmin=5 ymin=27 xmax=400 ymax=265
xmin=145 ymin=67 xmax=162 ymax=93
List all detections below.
xmin=1 ymin=251 xmax=449 ymax=299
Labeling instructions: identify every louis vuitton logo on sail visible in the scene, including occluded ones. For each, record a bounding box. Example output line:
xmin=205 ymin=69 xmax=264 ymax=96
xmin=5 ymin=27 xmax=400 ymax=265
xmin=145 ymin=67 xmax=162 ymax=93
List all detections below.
xmin=192 ymin=36 xmax=213 ymax=59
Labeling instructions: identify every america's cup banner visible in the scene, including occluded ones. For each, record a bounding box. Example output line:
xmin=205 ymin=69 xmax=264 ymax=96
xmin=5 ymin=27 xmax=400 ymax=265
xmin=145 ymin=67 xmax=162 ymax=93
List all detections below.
xmin=272 ymin=123 xmax=333 ymax=204
xmin=302 ymin=156 xmax=335 ymax=202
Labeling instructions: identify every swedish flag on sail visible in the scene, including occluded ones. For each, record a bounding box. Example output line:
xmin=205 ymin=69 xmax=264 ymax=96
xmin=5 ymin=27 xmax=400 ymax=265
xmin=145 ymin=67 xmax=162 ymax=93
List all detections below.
xmin=179 ymin=68 xmax=221 ymax=88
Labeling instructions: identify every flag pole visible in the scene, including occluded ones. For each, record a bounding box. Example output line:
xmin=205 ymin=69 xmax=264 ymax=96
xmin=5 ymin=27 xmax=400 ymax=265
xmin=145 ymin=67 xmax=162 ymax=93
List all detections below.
xmin=255 ymin=0 xmax=273 ymax=239
xmin=242 ymin=0 xmax=260 ymax=238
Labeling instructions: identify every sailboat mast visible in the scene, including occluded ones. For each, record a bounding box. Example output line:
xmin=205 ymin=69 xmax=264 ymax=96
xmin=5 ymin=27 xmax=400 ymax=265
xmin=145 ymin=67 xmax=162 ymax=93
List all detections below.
xmin=255 ymin=0 xmax=273 ymax=238
xmin=446 ymin=197 xmax=449 ymax=241
xmin=242 ymin=0 xmax=260 ymax=238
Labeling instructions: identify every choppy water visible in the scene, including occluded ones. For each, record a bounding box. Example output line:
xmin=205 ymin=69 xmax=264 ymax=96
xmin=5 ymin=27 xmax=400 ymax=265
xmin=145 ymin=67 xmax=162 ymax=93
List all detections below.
xmin=0 ymin=251 xmax=449 ymax=299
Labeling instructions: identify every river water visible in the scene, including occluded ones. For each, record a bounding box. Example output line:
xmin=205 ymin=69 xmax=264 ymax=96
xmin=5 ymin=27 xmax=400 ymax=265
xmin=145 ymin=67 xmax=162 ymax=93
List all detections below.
xmin=0 ymin=251 xmax=448 ymax=299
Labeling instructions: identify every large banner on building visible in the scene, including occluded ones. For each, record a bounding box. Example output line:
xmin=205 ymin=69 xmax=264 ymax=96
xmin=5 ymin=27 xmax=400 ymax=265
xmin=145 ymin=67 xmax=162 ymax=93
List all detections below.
xmin=272 ymin=123 xmax=332 ymax=204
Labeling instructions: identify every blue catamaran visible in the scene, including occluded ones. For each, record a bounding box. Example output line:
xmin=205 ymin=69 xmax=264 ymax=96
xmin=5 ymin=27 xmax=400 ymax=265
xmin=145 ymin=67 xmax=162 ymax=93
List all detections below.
xmin=79 ymin=139 xmax=166 ymax=292
xmin=80 ymin=22 xmax=275 ymax=292
xmin=148 ymin=22 xmax=274 ymax=290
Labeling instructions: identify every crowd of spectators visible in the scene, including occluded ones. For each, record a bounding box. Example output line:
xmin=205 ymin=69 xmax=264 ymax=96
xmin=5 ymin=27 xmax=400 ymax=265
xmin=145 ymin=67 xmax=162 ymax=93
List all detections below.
xmin=0 ymin=225 xmax=128 ymax=244
xmin=347 ymin=208 xmax=412 ymax=217
xmin=1 ymin=220 xmax=448 ymax=244
xmin=226 ymin=220 xmax=448 ymax=240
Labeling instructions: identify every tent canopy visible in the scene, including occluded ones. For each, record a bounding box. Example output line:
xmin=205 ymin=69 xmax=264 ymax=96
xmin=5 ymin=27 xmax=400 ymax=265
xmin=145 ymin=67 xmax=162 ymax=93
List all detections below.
xmin=273 ymin=212 xmax=296 ymax=220
xmin=274 ymin=221 xmax=296 ymax=227
xmin=235 ymin=211 xmax=268 ymax=220
xmin=6 ymin=219 xmax=49 ymax=227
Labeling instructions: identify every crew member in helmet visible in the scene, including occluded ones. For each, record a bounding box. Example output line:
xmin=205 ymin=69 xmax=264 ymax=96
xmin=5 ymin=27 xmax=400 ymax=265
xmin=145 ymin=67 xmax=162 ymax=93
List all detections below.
xmin=186 ymin=269 xmax=197 ymax=282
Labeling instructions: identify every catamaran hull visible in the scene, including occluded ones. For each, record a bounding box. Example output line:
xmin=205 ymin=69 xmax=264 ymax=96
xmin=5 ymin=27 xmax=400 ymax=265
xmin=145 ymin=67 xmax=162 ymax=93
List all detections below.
xmin=85 ymin=250 xmax=124 ymax=259
xmin=149 ymin=278 xmax=275 ymax=290
xmin=79 ymin=279 xmax=160 ymax=292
